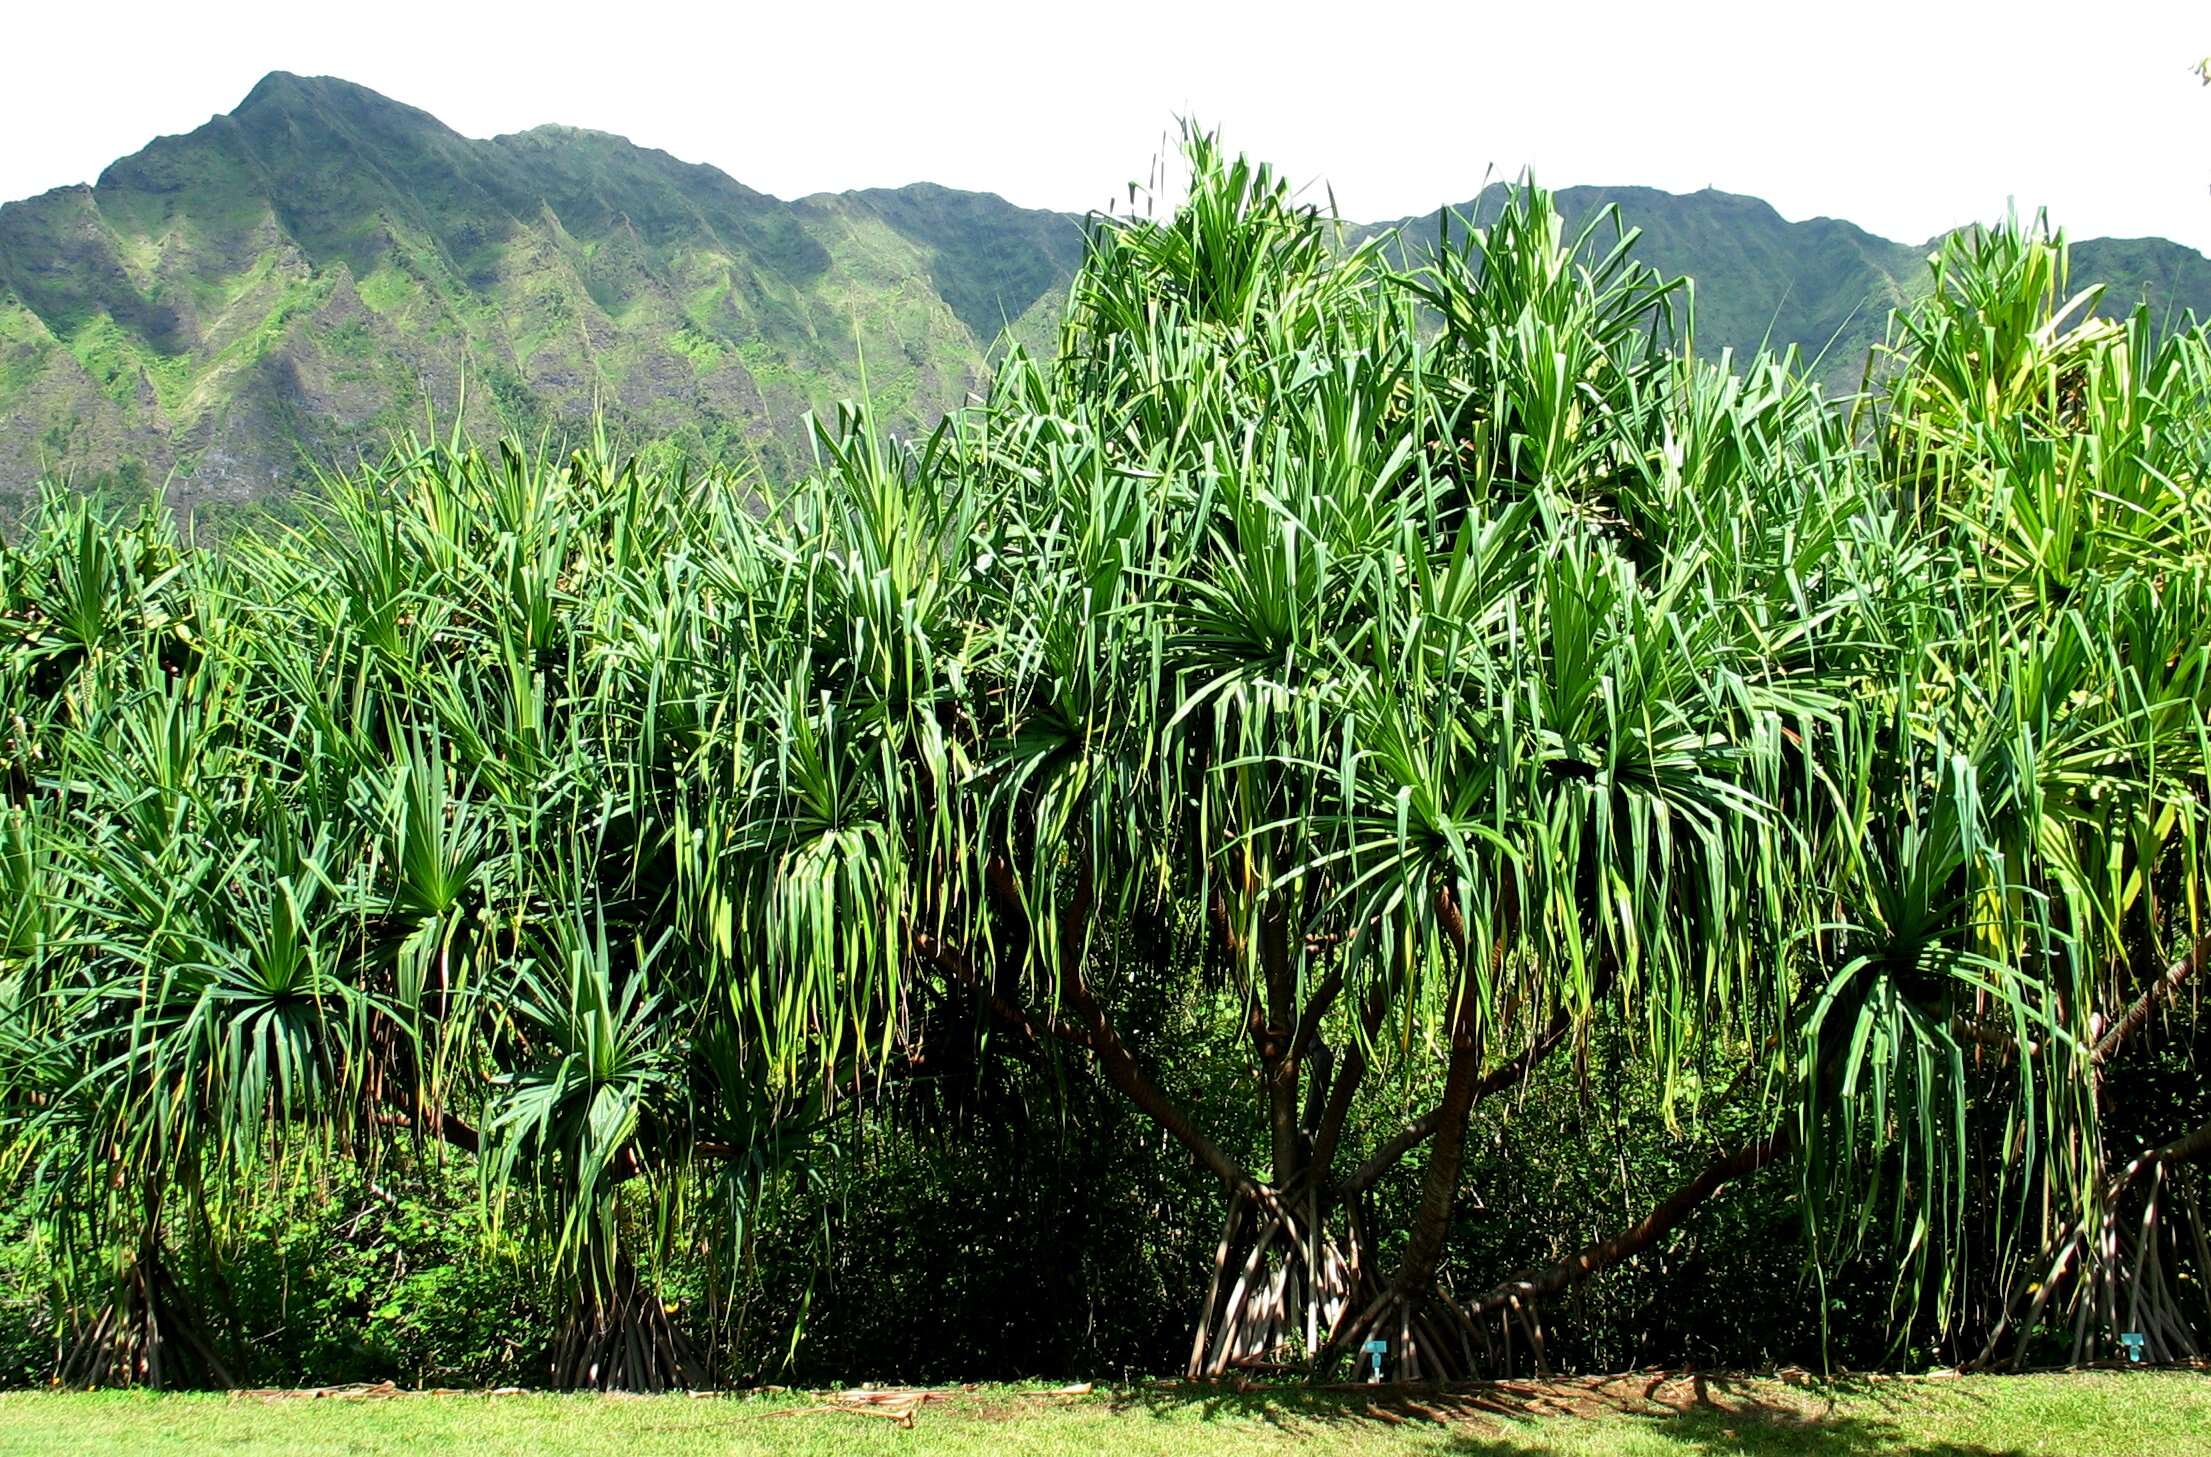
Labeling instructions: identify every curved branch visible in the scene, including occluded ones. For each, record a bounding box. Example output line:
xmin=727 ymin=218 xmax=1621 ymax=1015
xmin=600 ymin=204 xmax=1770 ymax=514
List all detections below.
xmin=1950 ymin=1014 xmax=2034 ymax=1058
xmin=1289 ymin=963 xmax=1348 ymax=1071
xmin=912 ymin=928 xmax=1092 ymax=1048
xmin=1344 ymin=967 xmax=1607 ymax=1194
xmin=2113 ymin=1114 xmax=2211 ymax=1189
xmin=1466 ymin=1128 xmax=1790 ymax=1317
xmin=2094 ymin=933 xmax=2210 ymax=1067
xmin=377 ymin=1100 xmax=481 ymax=1156
xmin=911 ymin=904 xmax=1260 ymax=1199
xmin=1057 ymin=953 xmax=1262 ymax=1198
xmin=1307 ymin=970 xmax=1396 ymax=1180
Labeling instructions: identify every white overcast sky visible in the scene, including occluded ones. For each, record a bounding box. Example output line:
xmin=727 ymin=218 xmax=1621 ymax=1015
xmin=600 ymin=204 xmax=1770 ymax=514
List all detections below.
xmin=6 ymin=0 xmax=2207 ymax=252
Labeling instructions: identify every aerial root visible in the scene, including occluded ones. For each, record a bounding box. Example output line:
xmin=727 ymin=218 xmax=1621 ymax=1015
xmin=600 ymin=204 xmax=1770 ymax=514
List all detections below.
xmin=60 ymin=1234 xmax=234 ymax=1390
xmin=547 ymin=1259 xmax=705 ymax=1393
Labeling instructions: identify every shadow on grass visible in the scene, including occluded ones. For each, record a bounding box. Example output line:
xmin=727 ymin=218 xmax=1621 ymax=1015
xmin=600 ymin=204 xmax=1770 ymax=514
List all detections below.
xmin=1109 ymin=1372 xmax=2024 ymax=1456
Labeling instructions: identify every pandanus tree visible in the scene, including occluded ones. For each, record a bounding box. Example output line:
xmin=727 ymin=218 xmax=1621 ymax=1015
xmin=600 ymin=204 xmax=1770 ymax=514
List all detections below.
xmin=0 ymin=499 xmax=317 ymax=1387
xmin=668 ymin=142 xmax=1830 ymax=1377
xmin=704 ymin=139 xmax=2211 ymax=1376
xmin=0 ymin=441 xmax=841 ymax=1389
xmin=228 ymin=440 xmax=842 ymax=1389
xmin=1862 ymin=220 xmax=2211 ymax=1363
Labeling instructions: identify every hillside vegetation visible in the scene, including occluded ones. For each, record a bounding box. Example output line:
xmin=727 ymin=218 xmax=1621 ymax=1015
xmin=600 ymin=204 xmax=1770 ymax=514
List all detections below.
xmin=0 ymin=133 xmax=2205 ymax=1395
xmin=0 ymin=74 xmax=1082 ymax=515
xmin=3 ymin=74 xmax=2207 ymax=514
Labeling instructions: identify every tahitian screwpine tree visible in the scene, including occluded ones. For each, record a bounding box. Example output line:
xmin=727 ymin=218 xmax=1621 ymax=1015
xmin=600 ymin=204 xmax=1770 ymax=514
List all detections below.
xmin=0 ymin=437 xmax=838 ymax=1390
xmin=0 ymin=128 xmax=2206 ymax=1387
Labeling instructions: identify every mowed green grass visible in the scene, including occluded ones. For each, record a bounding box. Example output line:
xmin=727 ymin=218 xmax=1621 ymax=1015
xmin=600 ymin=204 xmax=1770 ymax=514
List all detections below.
xmin=0 ymin=1372 xmax=2204 ymax=1456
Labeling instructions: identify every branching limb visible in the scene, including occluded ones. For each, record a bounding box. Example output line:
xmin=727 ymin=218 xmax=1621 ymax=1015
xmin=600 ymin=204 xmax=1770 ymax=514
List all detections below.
xmin=911 ymin=928 xmax=1093 ymax=1049
xmin=2094 ymin=933 xmax=2211 ymax=1067
xmin=1309 ymin=959 xmax=1403 ymax=1180
xmin=910 ymin=900 xmax=1260 ymax=1198
xmin=1344 ymin=991 xmax=1589 ymax=1194
xmin=1465 ymin=1129 xmax=1791 ymax=1318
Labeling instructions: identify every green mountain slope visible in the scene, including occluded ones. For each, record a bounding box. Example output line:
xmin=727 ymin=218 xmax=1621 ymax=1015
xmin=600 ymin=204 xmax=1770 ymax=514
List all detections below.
xmin=0 ymin=73 xmax=1083 ymax=515
xmin=4 ymin=74 xmax=2208 ymax=514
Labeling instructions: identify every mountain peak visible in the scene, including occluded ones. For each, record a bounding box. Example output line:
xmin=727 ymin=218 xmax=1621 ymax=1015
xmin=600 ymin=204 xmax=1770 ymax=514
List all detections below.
xmin=230 ymin=71 xmax=458 ymax=139
xmin=236 ymin=70 xmax=371 ymax=115
xmin=236 ymin=69 xmax=311 ymax=109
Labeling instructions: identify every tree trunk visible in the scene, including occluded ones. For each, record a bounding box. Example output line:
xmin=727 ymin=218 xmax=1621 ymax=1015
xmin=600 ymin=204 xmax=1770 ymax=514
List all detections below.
xmin=547 ymin=1252 xmax=705 ymax=1392
xmin=1259 ymin=894 xmax=1303 ymax=1190
xmin=1383 ymin=978 xmax=1484 ymax=1306
xmin=1185 ymin=1186 xmax=1366 ymax=1377
xmin=1319 ymin=942 xmax=1488 ymax=1381
xmin=61 ymin=1216 xmax=234 ymax=1390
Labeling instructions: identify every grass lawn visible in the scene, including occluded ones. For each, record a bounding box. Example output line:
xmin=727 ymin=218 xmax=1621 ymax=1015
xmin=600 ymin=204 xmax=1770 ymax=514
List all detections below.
xmin=0 ymin=1371 xmax=2204 ymax=1456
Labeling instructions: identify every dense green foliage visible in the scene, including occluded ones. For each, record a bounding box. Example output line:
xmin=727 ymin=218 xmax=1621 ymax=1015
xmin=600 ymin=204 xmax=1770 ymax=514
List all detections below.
xmin=1365 ymin=188 xmax=2211 ymax=396
xmin=6 ymin=73 xmax=2208 ymax=518
xmin=0 ymin=130 xmax=2207 ymax=1393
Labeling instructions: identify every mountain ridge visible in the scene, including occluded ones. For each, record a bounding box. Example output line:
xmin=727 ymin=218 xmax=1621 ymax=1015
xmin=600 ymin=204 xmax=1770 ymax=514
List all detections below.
xmin=3 ymin=73 xmax=2206 ymax=515
xmin=1361 ymin=185 xmax=2211 ymax=386
xmin=0 ymin=72 xmax=1083 ymax=518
